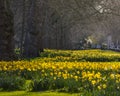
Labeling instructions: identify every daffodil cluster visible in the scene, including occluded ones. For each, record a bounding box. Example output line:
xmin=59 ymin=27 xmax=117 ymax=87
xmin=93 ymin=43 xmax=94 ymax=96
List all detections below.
xmin=0 ymin=49 xmax=120 ymax=94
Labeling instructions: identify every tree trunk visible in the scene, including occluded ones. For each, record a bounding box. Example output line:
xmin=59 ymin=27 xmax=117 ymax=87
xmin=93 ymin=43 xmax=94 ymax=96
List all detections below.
xmin=0 ymin=0 xmax=14 ymax=60
xmin=23 ymin=0 xmax=42 ymax=58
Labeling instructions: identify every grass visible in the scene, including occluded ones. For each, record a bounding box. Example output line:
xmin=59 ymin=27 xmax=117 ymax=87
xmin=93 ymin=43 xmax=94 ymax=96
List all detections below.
xmin=0 ymin=91 xmax=80 ymax=96
xmin=38 ymin=49 xmax=120 ymax=62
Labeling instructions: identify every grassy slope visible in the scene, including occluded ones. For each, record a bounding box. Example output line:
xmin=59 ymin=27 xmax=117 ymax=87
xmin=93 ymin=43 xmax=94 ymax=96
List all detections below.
xmin=36 ymin=49 xmax=120 ymax=62
xmin=0 ymin=91 xmax=80 ymax=96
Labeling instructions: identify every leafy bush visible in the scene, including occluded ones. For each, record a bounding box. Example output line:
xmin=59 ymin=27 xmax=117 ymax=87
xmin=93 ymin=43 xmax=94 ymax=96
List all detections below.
xmin=33 ymin=78 xmax=51 ymax=91
xmin=24 ymin=80 xmax=34 ymax=91
xmin=0 ymin=76 xmax=25 ymax=91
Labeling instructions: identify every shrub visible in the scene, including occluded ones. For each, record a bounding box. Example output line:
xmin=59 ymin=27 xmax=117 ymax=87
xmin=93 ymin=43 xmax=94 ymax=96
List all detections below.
xmin=0 ymin=76 xmax=25 ymax=91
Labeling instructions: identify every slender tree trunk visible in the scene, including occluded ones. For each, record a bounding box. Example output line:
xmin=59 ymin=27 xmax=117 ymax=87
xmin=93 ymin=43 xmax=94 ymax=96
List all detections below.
xmin=20 ymin=0 xmax=25 ymax=58
xmin=23 ymin=0 xmax=41 ymax=58
xmin=0 ymin=0 xmax=14 ymax=60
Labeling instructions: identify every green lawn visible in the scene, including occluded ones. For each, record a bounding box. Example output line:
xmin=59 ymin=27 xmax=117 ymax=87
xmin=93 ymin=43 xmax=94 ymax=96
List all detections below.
xmin=0 ymin=91 xmax=80 ymax=96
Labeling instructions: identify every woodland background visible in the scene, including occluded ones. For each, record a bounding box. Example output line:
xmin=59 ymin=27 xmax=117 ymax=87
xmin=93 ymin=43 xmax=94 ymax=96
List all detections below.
xmin=0 ymin=0 xmax=120 ymax=60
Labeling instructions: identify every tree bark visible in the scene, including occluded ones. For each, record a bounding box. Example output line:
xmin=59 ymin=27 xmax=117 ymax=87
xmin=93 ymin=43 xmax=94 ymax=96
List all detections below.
xmin=23 ymin=0 xmax=42 ymax=58
xmin=0 ymin=0 xmax=14 ymax=60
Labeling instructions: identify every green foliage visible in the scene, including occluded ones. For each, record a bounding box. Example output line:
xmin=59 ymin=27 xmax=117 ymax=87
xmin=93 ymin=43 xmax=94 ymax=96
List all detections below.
xmin=40 ymin=49 xmax=71 ymax=58
xmin=0 ymin=75 xmax=25 ymax=91
xmin=33 ymin=78 xmax=51 ymax=91
xmin=24 ymin=80 xmax=34 ymax=91
xmin=0 ymin=49 xmax=120 ymax=96
xmin=39 ymin=49 xmax=120 ymax=62
xmin=14 ymin=48 xmax=20 ymax=55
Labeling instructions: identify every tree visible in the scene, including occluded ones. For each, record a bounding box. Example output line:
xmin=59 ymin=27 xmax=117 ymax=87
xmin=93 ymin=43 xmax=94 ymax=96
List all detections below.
xmin=0 ymin=0 xmax=14 ymax=60
xmin=23 ymin=0 xmax=39 ymax=58
xmin=10 ymin=0 xmax=120 ymax=51
xmin=11 ymin=0 xmax=44 ymax=58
